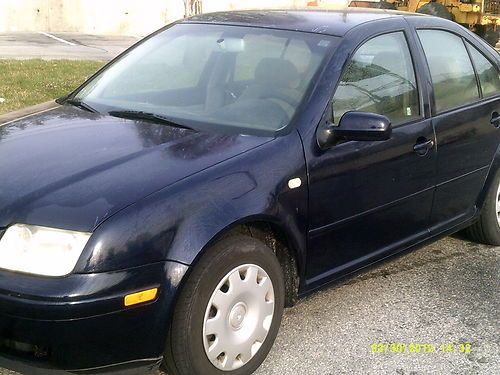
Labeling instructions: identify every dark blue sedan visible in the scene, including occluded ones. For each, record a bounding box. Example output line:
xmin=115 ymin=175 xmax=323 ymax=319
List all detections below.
xmin=0 ymin=9 xmax=499 ymax=375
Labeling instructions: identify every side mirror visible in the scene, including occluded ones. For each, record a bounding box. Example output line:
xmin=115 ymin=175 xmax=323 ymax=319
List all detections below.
xmin=317 ymin=111 xmax=392 ymax=150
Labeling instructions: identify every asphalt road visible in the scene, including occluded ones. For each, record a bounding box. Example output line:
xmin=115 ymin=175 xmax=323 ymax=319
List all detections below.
xmin=0 ymin=32 xmax=139 ymax=61
xmin=247 ymin=235 xmax=500 ymax=375
xmin=1 ymin=235 xmax=497 ymax=375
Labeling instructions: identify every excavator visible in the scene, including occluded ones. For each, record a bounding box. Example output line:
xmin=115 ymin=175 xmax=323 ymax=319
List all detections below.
xmin=347 ymin=0 xmax=499 ymax=47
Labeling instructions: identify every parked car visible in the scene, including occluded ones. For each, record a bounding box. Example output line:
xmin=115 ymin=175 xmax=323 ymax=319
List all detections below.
xmin=0 ymin=9 xmax=499 ymax=375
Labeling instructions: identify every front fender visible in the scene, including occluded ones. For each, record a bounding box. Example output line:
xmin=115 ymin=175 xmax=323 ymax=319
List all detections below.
xmin=74 ymin=132 xmax=308 ymax=275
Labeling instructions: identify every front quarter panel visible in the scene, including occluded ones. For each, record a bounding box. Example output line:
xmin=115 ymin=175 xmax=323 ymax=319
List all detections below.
xmin=74 ymin=132 xmax=308 ymax=275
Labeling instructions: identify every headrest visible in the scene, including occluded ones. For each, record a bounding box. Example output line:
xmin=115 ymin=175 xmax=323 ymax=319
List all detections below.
xmin=254 ymin=58 xmax=299 ymax=88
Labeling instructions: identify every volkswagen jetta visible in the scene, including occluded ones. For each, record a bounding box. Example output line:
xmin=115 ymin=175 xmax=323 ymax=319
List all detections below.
xmin=0 ymin=9 xmax=499 ymax=375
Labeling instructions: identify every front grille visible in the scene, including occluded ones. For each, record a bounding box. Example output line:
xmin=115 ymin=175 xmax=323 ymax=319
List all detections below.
xmin=484 ymin=0 xmax=499 ymax=15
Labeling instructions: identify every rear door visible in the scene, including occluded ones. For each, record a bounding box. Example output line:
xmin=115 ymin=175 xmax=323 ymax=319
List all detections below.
xmin=415 ymin=28 xmax=500 ymax=231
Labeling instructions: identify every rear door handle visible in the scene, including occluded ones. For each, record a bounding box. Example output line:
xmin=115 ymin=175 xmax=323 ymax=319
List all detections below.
xmin=413 ymin=139 xmax=434 ymax=156
xmin=490 ymin=113 xmax=500 ymax=127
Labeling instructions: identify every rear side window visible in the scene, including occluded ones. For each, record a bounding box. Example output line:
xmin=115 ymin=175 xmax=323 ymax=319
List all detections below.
xmin=417 ymin=30 xmax=479 ymax=113
xmin=332 ymin=32 xmax=420 ymax=125
xmin=466 ymin=42 xmax=500 ymax=98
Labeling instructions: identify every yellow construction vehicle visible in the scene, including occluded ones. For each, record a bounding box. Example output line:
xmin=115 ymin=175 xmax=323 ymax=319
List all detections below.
xmin=348 ymin=0 xmax=500 ymax=46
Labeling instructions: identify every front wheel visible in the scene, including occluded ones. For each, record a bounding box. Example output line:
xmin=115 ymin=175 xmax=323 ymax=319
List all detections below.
xmin=164 ymin=235 xmax=285 ymax=375
xmin=465 ymin=168 xmax=500 ymax=245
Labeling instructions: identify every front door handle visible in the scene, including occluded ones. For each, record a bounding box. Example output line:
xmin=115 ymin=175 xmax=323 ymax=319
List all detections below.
xmin=413 ymin=139 xmax=434 ymax=156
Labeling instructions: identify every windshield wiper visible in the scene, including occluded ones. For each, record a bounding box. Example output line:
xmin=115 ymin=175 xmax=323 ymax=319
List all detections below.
xmin=108 ymin=110 xmax=194 ymax=130
xmin=65 ymin=99 xmax=98 ymax=113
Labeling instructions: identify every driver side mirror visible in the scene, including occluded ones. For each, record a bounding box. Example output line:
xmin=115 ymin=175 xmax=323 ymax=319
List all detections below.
xmin=317 ymin=111 xmax=392 ymax=150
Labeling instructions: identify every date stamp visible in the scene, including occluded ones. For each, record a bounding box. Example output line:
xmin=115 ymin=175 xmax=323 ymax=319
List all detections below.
xmin=371 ymin=343 xmax=472 ymax=354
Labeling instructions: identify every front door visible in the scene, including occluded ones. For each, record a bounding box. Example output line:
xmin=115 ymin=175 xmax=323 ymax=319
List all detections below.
xmin=305 ymin=30 xmax=436 ymax=286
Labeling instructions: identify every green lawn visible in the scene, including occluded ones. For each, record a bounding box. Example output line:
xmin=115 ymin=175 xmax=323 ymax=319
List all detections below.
xmin=0 ymin=59 xmax=105 ymax=115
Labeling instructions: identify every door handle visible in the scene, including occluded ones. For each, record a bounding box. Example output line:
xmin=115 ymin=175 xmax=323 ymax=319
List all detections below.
xmin=413 ymin=139 xmax=434 ymax=156
xmin=490 ymin=113 xmax=500 ymax=127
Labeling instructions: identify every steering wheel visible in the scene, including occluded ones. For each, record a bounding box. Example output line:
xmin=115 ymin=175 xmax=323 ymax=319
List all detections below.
xmin=261 ymin=88 xmax=300 ymax=107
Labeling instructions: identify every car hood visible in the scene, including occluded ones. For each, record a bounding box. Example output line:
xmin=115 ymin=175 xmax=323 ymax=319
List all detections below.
xmin=0 ymin=106 xmax=272 ymax=232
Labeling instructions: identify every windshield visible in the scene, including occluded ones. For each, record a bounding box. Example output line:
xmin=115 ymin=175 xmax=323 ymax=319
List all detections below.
xmin=73 ymin=24 xmax=338 ymax=135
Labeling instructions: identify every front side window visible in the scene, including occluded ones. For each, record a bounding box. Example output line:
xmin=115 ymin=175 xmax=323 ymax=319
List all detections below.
xmin=332 ymin=32 xmax=420 ymax=125
xmin=466 ymin=42 xmax=500 ymax=98
xmin=74 ymin=24 xmax=338 ymax=135
xmin=417 ymin=30 xmax=479 ymax=113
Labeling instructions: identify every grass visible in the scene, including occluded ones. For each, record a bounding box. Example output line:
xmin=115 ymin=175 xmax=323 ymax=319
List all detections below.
xmin=0 ymin=59 xmax=105 ymax=115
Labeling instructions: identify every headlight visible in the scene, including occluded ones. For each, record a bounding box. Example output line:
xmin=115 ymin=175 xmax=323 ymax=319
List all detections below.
xmin=0 ymin=224 xmax=91 ymax=277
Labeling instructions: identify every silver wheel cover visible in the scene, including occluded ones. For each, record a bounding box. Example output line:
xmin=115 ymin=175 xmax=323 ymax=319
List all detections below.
xmin=203 ymin=264 xmax=275 ymax=371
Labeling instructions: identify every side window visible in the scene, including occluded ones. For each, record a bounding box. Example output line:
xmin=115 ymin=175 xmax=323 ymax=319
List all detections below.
xmin=332 ymin=32 xmax=420 ymax=125
xmin=417 ymin=30 xmax=479 ymax=113
xmin=466 ymin=42 xmax=500 ymax=98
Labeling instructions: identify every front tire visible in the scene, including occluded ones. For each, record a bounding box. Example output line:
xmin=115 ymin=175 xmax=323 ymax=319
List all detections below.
xmin=164 ymin=235 xmax=285 ymax=375
xmin=466 ymin=168 xmax=500 ymax=245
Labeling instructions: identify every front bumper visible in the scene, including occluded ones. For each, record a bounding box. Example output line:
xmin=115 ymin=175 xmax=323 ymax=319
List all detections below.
xmin=0 ymin=261 xmax=189 ymax=374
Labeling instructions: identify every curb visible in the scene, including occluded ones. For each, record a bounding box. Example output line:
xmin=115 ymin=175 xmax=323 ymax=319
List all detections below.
xmin=0 ymin=101 xmax=60 ymax=125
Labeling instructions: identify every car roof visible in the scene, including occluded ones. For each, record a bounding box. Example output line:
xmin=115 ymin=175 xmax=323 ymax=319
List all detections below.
xmin=183 ymin=9 xmax=427 ymax=37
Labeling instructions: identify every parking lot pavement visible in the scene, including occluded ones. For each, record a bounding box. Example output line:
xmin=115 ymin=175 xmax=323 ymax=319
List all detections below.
xmin=248 ymin=236 xmax=499 ymax=375
xmin=1 ymin=235 xmax=499 ymax=375
xmin=0 ymin=32 xmax=140 ymax=61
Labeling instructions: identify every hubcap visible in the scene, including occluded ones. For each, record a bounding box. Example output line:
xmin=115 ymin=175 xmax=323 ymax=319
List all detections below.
xmin=496 ymin=181 xmax=500 ymax=226
xmin=229 ymin=302 xmax=247 ymax=330
xmin=203 ymin=264 xmax=275 ymax=371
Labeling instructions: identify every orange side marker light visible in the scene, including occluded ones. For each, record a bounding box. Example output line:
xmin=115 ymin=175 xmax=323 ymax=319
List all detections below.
xmin=124 ymin=288 xmax=159 ymax=307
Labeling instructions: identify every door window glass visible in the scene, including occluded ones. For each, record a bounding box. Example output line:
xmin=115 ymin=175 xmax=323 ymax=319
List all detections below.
xmin=466 ymin=42 xmax=500 ymax=98
xmin=417 ymin=30 xmax=479 ymax=112
xmin=332 ymin=32 xmax=420 ymax=125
